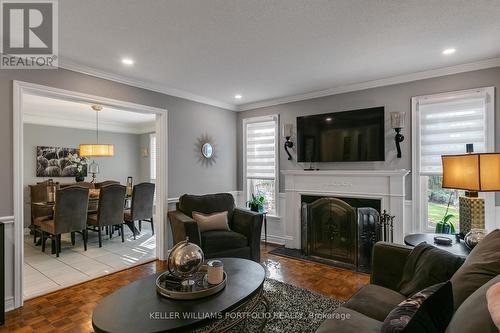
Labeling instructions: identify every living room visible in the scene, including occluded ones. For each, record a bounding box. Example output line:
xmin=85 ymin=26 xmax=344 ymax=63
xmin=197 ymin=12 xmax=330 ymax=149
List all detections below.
xmin=1 ymin=1 xmax=500 ymax=332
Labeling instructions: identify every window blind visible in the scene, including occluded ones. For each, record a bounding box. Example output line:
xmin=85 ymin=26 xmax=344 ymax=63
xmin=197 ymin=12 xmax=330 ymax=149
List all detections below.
xmin=245 ymin=119 xmax=276 ymax=180
xmin=419 ymin=95 xmax=487 ymax=174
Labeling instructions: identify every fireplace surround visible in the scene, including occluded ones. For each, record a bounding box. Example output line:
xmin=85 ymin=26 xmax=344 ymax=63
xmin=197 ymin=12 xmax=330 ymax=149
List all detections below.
xmin=282 ymin=169 xmax=410 ymax=250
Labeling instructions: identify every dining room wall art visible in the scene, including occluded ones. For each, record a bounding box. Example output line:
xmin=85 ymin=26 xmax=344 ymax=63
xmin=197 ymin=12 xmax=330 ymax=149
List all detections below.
xmin=36 ymin=146 xmax=88 ymax=177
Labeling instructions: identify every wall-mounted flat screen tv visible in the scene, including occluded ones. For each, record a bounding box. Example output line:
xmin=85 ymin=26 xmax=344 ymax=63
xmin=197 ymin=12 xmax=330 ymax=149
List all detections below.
xmin=297 ymin=107 xmax=385 ymax=162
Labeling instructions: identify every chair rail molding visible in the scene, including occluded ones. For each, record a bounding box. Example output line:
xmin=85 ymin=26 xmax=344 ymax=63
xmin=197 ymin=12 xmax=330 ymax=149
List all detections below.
xmin=13 ymin=80 xmax=168 ymax=309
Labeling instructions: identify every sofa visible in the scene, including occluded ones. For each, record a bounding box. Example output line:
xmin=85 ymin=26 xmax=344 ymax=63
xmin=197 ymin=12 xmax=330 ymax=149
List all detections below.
xmin=316 ymin=233 xmax=500 ymax=333
xmin=168 ymin=193 xmax=263 ymax=262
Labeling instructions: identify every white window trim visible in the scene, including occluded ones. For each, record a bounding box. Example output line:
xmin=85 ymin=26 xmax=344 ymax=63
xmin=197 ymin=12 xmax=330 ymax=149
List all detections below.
xmin=150 ymin=133 xmax=156 ymax=181
xmin=242 ymin=114 xmax=280 ymax=217
xmin=411 ymin=87 xmax=496 ymax=234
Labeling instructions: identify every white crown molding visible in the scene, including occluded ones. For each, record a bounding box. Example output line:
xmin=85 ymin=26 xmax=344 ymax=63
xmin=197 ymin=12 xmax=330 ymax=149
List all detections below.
xmin=58 ymin=59 xmax=238 ymax=111
xmin=23 ymin=113 xmax=155 ymax=134
xmin=237 ymin=57 xmax=500 ymax=111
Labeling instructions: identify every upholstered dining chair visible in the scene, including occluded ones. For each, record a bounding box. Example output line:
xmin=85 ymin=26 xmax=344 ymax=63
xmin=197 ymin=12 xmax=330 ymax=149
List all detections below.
xmin=29 ymin=181 xmax=58 ymax=244
xmin=94 ymin=180 xmax=120 ymax=189
xmin=35 ymin=186 xmax=89 ymax=257
xmin=87 ymin=184 xmax=127 ymax=247
xmin=124 ymin=183 xmax=155 ymax=239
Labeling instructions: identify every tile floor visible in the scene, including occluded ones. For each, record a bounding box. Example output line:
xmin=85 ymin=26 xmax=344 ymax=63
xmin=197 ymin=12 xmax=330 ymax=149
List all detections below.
xmin=23 ymin=223 xmax=156 ymax=299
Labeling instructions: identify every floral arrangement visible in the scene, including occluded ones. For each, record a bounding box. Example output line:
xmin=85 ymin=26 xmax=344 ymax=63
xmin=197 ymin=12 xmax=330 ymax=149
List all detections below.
xmin=67 ymin=153 xmax=89 ymax=181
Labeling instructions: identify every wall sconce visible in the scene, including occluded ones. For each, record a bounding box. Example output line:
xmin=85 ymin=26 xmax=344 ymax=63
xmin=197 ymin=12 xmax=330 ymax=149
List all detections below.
xmin=282 ymin=123 xmax=294 ymax=160
xmin=390 ymin=112 xmax=405 ymax=158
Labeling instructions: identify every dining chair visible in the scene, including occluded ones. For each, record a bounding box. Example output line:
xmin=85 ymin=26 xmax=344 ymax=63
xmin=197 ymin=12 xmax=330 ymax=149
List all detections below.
xmin=94 ymin=180 xmax=120 ymax=189
xmin=35 ymin=186 xmax=89 ymax=257
xmin=30 ymin=181 xmax=59 ymax=244
xmin=124 ymin=182 xmax=155 ymax=239
xmin=87 ymin=184 xmax=127 ymax=247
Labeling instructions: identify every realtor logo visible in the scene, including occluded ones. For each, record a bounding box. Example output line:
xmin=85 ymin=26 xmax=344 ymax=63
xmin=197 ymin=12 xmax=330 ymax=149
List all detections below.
xmin=1 ymin=0 xmax=58 ymax=69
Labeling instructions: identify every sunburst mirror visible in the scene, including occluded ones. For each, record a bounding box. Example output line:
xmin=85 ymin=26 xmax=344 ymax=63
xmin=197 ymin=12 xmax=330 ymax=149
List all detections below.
xmin=196 ymin=134 xmax=217 ymax=166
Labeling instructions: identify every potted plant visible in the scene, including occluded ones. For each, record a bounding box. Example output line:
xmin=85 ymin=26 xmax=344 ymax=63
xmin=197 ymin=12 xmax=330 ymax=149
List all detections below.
xmin=435 ymin=192 xmax=456 ymax=234
xmin=247 ymin=193 xmax=266 ymax=213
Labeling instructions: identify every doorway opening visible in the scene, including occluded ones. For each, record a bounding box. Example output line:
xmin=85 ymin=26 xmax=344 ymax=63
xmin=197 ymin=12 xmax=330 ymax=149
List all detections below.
xmin=13 ymin=81 xmax=168 ymax=307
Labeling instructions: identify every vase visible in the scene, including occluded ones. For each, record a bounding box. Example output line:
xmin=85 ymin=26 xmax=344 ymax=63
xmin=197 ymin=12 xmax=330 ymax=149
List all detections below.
xmin=249 ymin=204 xmax=259 ymax=212
xmin=75 ymin=175 xmax=84 ymax=182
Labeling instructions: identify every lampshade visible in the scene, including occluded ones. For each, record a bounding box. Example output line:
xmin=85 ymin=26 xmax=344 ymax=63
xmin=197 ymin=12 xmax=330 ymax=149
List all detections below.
xmin=442 ymin=153 xmax=500 ymax=191
xmin=390 ymin=112 xmax=405 ymax=129
xmin=79 ymin=144 xmax=114 ymax=157
xmin=282 ymin=123 xmax=293 ymax=138
xmin=88 ymin=160 xmax=99 ymax=174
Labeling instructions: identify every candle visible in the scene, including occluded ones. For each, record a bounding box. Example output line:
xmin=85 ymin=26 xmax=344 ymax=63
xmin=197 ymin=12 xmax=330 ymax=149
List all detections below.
xmin=207 ymin=260 xmax=224 ymax=285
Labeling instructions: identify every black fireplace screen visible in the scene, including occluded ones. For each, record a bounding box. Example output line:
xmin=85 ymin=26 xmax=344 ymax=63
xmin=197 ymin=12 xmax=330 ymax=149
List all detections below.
xmin=301 ymin=196 xmax=381 ymax=272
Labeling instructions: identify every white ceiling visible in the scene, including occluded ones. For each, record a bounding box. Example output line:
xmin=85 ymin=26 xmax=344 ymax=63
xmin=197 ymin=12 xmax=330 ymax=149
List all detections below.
xmin=59 ymin=0 xmax=500 ymax=110
xmin=23 ymin=94 xmax=156 ymax=134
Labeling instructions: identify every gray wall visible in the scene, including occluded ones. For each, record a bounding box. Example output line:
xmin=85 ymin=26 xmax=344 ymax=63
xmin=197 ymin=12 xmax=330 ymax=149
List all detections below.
xmin=0 ymin=68 xmax=237 ymax=308
xmin=237 ymin=67 xmax=500 ymax=201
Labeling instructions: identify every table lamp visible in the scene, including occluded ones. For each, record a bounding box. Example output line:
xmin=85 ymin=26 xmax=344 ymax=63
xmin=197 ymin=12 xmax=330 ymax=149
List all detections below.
xmin=442 ymin=152 xmax=500 ymax=235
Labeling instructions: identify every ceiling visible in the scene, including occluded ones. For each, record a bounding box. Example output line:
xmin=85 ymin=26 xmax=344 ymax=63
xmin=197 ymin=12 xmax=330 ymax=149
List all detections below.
xmin=23 ymin=94 xmax=156 ymax=134
xmin=59 ymin=0 xmax=500 ymax=110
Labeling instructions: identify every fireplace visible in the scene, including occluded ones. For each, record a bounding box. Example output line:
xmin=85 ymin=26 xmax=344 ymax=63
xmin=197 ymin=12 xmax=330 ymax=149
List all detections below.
xmin=301 ymin=195 xmax=381 ymax=272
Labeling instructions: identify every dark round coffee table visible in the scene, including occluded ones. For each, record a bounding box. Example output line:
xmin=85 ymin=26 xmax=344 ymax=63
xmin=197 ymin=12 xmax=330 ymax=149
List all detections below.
xmin=404 ymin=233 xmax=470 ymax=257
xmin=92 ymin=258 xmax=268 ymax=333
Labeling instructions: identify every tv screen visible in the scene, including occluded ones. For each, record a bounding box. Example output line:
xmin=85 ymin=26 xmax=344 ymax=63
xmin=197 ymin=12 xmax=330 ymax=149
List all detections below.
xmin=297 ymin=107 xmax=385 ymax=162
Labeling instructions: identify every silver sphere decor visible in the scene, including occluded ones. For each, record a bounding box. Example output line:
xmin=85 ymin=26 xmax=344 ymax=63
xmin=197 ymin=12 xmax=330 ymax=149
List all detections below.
xmin=167 ymin=237 xmax=204 ymax=288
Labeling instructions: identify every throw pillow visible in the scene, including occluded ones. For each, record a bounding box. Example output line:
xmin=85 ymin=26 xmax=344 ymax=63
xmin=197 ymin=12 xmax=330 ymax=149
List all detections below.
xmin=192 ymin=211 xmax=230 ymax=232
xmin=446 ymin=275 xmax=500 ymax=333
xmin=487 ymin=282 xmax=500 ymax=330
xmin=398 ymin=242 xmax=464 ymax=296
xmin=450 ymin=229 xmax=500 ymax=310
xmin=382 ymin=281 xmax=454 ymax=333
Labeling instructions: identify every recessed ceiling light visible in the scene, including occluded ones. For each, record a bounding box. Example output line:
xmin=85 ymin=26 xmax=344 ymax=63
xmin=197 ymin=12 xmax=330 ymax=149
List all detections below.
xmin=234 ymin=94 xmax=242 ymax=99
xmin=326 ymin=117 xmax=332 ymax=121
xmin=442 ymin=48 xmax=456 ymax=55
xmin=121 ymin=58 xmax=134 ymax=65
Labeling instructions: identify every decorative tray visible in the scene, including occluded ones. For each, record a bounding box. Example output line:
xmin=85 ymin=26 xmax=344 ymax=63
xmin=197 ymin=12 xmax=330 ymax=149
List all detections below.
xmin=156 ymin=265 xmax=227 ymax=300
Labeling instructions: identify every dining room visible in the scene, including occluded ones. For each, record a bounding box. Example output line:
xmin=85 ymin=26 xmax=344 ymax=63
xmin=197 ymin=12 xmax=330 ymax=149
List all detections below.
xmin=20 ymin=91 xmax=161 ymax=299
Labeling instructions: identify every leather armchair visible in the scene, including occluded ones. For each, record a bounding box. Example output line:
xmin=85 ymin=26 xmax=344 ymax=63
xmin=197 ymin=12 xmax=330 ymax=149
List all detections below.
xmin=168 ymin=193 xmax=263 ymax=262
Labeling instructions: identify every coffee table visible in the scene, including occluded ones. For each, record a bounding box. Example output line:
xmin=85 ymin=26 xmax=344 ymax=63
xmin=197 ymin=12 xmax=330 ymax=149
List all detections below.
xmin=92 ymin=258 xmax=268 ymax=333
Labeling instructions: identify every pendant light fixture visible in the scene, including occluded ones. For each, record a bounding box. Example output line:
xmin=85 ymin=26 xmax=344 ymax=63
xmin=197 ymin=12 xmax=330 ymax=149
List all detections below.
xmin=79 ymin=104 xmax=114 ymax=182
xmin=79 ymin=104 xmax=115 ymax=157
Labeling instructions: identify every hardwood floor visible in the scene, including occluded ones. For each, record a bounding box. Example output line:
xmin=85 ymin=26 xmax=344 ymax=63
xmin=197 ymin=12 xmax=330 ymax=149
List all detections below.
xmin=1 ymin=244 xmax=369 ymax=333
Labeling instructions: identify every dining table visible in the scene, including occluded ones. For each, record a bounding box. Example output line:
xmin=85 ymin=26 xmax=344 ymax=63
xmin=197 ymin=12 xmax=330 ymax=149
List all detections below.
xmin=31 ymin=191 xmax=137 ymax=253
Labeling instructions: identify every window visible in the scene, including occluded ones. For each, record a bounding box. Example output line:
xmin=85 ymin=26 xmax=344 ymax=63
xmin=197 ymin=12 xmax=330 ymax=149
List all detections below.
xmin=150 ymin=133 xmax=156 ymax=181
xmin=412 ymin=87 xmax=494 ymax=233
xmin=243 ymin=115 xmax=279 ymax=215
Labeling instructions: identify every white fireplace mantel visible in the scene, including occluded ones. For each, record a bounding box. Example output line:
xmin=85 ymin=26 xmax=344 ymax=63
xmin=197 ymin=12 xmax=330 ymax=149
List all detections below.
xmin=281 ymin=169 xmax=410 ymax=248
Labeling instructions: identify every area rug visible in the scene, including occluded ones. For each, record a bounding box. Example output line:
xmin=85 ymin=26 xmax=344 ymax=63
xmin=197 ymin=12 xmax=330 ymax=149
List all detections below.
xmin=196 ymin=278 xmax=343 ymax=333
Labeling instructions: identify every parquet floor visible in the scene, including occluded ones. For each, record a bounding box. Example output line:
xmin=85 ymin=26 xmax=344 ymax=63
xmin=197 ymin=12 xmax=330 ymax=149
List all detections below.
xmin=1 ymin=244 xmax=369 ymax=333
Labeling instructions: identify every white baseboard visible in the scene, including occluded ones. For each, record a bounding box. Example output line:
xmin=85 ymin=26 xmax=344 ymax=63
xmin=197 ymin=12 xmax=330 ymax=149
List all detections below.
xmin=263 ymin=234 xmax=292 ymax=246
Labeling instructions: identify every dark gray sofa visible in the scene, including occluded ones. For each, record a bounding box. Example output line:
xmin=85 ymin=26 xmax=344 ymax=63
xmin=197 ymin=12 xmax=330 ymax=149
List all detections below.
xmin=316 ymin=241 xmax=499 ymax=333
xmin=168 ymin=193 xmax=263 ymax=262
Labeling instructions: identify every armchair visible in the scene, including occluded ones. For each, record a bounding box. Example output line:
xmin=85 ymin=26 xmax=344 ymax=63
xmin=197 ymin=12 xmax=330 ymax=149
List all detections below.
xmin=168 ymin=193 xmax=263 ymax=262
